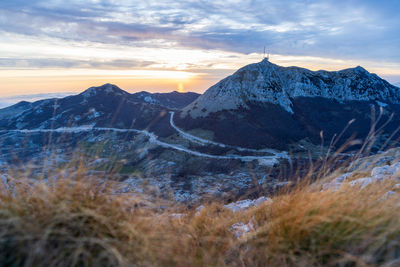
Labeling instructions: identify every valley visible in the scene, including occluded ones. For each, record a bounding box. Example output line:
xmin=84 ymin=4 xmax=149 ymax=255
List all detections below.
xmin=0 ymin=61 xmax=399 ymax=202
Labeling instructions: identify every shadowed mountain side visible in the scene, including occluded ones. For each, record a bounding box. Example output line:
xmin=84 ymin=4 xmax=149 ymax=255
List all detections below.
xmin=132 ymin=91 xmax=201 ymax=109
xmin=0 ymin=84 xmax=199 ymax=136
xmin=175 ymin=98 xmax=400 ymax=150
xmin=177 ymin=60 xmax=400 ymax=150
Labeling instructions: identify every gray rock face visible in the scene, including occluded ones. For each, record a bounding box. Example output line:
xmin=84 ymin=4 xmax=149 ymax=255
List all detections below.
xmin=184 ymin=59 xmax=400 ymax=117
xmin=322 ymin=148 xmax=400 ymax=199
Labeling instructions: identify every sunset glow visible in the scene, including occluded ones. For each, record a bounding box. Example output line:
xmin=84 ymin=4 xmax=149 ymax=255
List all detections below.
xmin=0 ymin=0 xmax=399 ymax=99
xmin=178 ymin=83 xmax=185 ymax=93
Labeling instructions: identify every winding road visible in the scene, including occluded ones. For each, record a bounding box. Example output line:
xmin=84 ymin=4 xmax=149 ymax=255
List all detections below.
xmin=169 ymin=111 xmax=289 ymax=158
xmin=0 ymin=113 xmax=289 ymax=166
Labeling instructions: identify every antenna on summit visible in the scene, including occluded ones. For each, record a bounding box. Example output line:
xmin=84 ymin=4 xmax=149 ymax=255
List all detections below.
xmin=263 ymin=46 xmax=269 ymax=61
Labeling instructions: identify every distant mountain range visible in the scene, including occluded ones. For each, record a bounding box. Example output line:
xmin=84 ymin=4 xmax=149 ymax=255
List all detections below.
xmin=1 ymin=60 xmax=399 ymax=154
xmin=1 ymin=61 xmax=400 ymax=200
xmin=0 ymin=84 xmax=199 ymax=133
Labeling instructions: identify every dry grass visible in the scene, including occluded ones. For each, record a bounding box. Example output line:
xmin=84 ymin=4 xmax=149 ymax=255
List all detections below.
xmin=0 ymin=172 xmax=399 ymax=267
xmin=0 ymin=109 xmax=399 ymax=266
xmin=246 ymin=182 xmax=400 ymax=266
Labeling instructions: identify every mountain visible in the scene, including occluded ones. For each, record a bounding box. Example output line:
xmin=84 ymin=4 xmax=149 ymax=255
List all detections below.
xmin=184 ymin=59 xmax=400 ymax=116
xmin=176 ymin=60 xmax=400 ymax=150
xmin=0 ymin=84 xmax=283 ymax=200
xmin=0 ymin=101 xmax=33 ymax=120
xmin=0 ymin=69 xmax=399 ymax=201
xmin=0 ymin=84 xmax=199 ymax=132
xmin=132 ymin=91 xmax=200 ymax=109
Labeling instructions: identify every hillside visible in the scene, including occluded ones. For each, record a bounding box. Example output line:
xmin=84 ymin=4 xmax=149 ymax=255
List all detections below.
xmin=176 ymin=60 xmax=400 ymax=150
xmin=0 ymin=62 xmax=399 ymax=201
xmin=0 ymin=147 xmax=399 ymax=266
xmin=184 ymin=59 xmax=400 ymax=116
xmin=0 ymin=84 xmax=199 ymax=131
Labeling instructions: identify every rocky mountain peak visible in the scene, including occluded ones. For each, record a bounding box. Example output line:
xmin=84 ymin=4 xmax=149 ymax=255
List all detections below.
xmin=354 ymin=65 xmax=368 ymax=73
xmin=80 ymin=83 xmax=128 ymax=98
xmin=183 ymin=60 xmax=400 ymax=117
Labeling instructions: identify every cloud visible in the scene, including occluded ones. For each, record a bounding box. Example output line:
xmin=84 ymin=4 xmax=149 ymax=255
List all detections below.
xmin=0 ymin=58 xmax=156 ymax=69
xmin=0 ymin=0 xmax=399 ymax=76
xmin=0 ymin=92 xmax=74 ymax=109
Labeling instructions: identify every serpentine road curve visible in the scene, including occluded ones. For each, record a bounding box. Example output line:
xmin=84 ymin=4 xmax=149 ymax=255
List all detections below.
xmin=0 ymin=116 xmax=289 ymax=166
xmin=169 ymin=111 xmax=289 ymax=159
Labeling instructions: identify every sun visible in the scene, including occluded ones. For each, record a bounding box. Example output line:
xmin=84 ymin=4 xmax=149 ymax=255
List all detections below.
xmin=178 ymin=82 xmax=185 ymax=93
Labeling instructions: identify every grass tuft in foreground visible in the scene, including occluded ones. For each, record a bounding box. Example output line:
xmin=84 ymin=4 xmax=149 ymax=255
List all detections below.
xmin=0 ymin=174 xmax=399 ymax=266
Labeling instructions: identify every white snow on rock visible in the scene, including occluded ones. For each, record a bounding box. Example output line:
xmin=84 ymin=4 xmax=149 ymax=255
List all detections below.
xmin=224 ymin=196 xmax=272 ymax=212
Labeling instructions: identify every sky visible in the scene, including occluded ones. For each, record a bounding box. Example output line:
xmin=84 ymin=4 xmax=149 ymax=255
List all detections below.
xmin=0 ymin=0 xmax=399 ymax=102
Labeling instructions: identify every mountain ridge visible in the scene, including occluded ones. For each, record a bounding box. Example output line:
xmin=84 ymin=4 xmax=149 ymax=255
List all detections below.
xmin=0 ymin=84 xmax=200 ymax=131
xmin=184 ymin=59 xmax=400 ymax=117
xmin=174 ymin=60 xmax=400 ymax=150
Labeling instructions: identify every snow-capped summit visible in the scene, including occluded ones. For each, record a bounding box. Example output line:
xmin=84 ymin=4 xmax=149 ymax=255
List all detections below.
xmin=184 ymin=59 xmax=400 ymax=116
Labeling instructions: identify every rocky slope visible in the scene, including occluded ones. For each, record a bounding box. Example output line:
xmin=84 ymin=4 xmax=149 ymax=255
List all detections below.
xmin=0 ymin=68 xmax=399 ymax=201
xmin=132 ymin=91 xmax=200 ymax=109
xmin=184 ymin=59 xmax=400 ymax=116
xmin=0 ymin=84 xmax=199 ymax=132
xmin=176 ymin=60 xmax=400 ymax=150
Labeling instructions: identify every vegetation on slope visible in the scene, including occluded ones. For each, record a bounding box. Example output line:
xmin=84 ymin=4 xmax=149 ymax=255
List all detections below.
xmin=0 ymin=171 xmax=399 ymax=267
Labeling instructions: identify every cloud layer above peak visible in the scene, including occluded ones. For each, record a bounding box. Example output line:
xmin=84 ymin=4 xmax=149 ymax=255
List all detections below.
xmin=0 ymin=0 xmax=399 ymax=94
